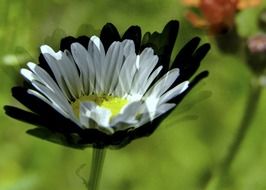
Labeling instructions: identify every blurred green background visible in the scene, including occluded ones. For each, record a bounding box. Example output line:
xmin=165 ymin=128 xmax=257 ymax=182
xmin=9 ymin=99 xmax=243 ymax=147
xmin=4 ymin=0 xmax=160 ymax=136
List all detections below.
xmin=1 ymin=0 xmax=266 ymax=190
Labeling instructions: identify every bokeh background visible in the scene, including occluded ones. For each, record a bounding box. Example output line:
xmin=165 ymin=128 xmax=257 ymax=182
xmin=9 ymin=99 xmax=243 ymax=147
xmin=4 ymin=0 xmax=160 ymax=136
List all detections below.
xmin=1 ymin=0 xmax=266 ymax=190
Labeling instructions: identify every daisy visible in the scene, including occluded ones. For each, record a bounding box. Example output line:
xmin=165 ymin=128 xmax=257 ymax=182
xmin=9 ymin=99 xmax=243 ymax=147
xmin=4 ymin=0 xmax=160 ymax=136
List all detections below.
xmin=4 ymin=20 xmax=210 ymax=149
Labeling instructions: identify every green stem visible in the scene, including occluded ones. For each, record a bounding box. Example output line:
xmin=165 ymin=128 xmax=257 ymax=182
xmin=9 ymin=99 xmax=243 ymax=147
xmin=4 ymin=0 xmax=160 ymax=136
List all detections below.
xmin=221 ymin=77 xmax=262 ymax=171
xmin=205 ymin=76 xmax=263 ymax=190
xmin=87 ymin=148 xmax=106 ymax=190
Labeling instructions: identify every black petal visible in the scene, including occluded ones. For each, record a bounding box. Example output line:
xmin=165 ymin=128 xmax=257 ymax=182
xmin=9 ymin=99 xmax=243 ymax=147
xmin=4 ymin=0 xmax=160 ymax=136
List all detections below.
xmin=100 ymin=23 xmax=121 ymax=51
xmin=189 ymin=71 xmax=209 ymax=89
xmin=78 ymin=128 xmax=130 ymax=148
xmin=76 ymin=36 xmax=91 ymax=48
xmin=38 ymin=54 xmax=56 ymax=80
xmin=12 ymin=87 xmax=58 ymax=117
xmin=172 ymin=38 xmax=211 ymax=84
xmin=141 ymin=20 xmax=179 ymax=74
xmin=173 ymin=37 xmax=201 ymax=68
xmin=60 ymin=36 xmax=90 ymax=51
xmin=129 ymin=111 xmax=172 ymax=142
xmin=122 ymin=25 xmax=142 ymax=53
xmin=78 ymin=128 xmax=109 ymax=148
xmin=109 ymin=129 xmax=132 ymax=148
xmin=193 ymin=43 xmax=211 ymax=65
xmin=27 ymin=127 xmax=87 ymax=149
xmin=171 ymin=71 xmax=209 ymax=105
xmin=4 ymin=106 xmax=46 ymax=126
xmin=60 ymin=36 xmax=76 ymax=51
xmin=11 ymin=86 xmax=81 ymax=133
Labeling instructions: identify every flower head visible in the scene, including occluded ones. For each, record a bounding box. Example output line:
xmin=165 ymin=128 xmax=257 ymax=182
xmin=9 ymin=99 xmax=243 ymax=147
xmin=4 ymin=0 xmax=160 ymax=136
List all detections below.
xmin=183 ymin=0 xmax=261 ymax=34
xmin=4 ymin=21 xmax=210 ymax=149
xmin=246 ymin=34 xmax=266 ymax=76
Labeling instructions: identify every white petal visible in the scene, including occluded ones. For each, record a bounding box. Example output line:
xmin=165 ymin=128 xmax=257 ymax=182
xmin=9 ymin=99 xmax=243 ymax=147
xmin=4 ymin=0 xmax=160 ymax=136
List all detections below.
xmin=86 ymin=53 xmax=96 ymax=94
xmin=104 ymin=41 xmax=123 ymax=94
xmin=21 ymin=68 xmax=60 ymax=98
xmin=145 ymin=68 xmax=180 ymax=98
xmin=144 ymin=96 xmax=160 ymax=120
xmin=159 ymin=81 xmax=189 ymax=104
xmin=121 ymin=39 xmax=135 ymax=56
xmin=130 ymin=49 xmax=159 ymax=95
xmin=138 ymin=66 xmax=163 ymax=97
xmin=41 ymin=52 xmax=72 ymax=99
xmin=70 ymin=42 xmax=96 ymax=95
xmin=30 ymin=80 xmax=74 ymax=115
xmin=141 ymin=69 xmax=180 ymax=119
xmin=111 ymin=101 xmax=142 ymax=126
xmin=136 ymin=55 xmax=140 ymax=69
xmin=58 ymin=50 xmax=82 ymax=98
xmin=70 ymin=43 xmax=90 ymax=94
xmin=115 ymin=53 xmax=138 ymax=96
xmin=40 ymin=45 xmax=62 ymax=60
xmin=27 ymin=89 xmax=80 ymax=125
xmin=136 ymin=103 xmax=176 ymax=127
xmin=21 ymin=68 xmax=65 ymax=101
xmin=155 ymin=103 xmax=176 ymax=115
xmin=26 ymin=62 xmax=67 ymax=99
xmin=21 ymin=66 xmax=77 ymax=120
xmin=108 ymin=40 xmax=136 ymax=95
xmin=20 ymin=68 xmax=35 ymax=81
xmin=79 ymin=102 xmax=94 ymax=127
xmin=88 ymin=36 xmax=105 ymax=94
xmin=90 ymin=36 xmax=102 ymax=50
xmin=80 ymin=102 xmax=113 ymax=134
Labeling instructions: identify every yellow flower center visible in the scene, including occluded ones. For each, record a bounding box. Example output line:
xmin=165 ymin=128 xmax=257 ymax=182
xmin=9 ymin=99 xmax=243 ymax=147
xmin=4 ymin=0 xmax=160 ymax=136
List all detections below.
xmin=71 ymin=95 xmax=128 ymax=117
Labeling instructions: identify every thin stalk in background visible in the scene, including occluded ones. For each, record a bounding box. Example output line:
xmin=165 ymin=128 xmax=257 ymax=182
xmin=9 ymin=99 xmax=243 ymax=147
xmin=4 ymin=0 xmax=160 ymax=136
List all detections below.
xmin=205 ymin=76 xmax=263 ymax=190
xmin=87 ymin=148 xmax=106 ymax=190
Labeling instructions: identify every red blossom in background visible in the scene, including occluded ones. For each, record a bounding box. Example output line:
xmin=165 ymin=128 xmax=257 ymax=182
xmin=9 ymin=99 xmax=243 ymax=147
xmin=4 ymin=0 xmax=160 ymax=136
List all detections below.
xmin=183 ymin=0 xmax=261 ymax=34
